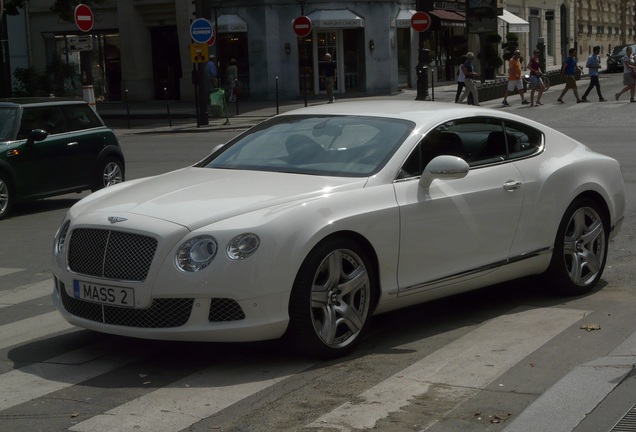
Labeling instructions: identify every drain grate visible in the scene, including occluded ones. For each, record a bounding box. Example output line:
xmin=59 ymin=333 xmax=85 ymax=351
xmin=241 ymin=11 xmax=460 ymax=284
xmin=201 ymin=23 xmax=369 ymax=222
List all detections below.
xmin=610 ymin=403 xmax=636 ymax=432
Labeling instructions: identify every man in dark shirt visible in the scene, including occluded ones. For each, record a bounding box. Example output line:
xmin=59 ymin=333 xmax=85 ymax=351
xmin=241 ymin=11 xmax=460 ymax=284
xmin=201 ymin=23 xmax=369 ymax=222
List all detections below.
xmin=324 ymin=53 xmax=337 ymax=103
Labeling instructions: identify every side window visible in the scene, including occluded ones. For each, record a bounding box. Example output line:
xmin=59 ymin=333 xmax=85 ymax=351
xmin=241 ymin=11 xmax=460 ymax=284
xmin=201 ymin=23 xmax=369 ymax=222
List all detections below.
xmin=502 ymin=121 xmax=543 ymax=159
xmin=61 ymin=105 xmax=103 ymax=131
xmin=17 ymin=107 xmax=65 ymax=139
xmin=398 ymin=126 xmax=468 ymax=178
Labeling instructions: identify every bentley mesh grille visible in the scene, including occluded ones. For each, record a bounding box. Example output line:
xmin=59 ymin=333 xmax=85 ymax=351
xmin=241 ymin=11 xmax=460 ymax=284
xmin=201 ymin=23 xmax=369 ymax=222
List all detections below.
xmin=59 ymin=283 xmax=193 ymax=328
xmin=208 ymin=298 xmax=246 ymax=322
xmin=68 ymin=228 xmax=158 ymax=282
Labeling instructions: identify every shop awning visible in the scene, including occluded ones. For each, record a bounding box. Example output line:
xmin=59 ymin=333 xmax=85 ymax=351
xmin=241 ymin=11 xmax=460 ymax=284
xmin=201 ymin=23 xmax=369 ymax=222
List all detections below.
xmin=498 ymin=10 xmax=529 ymax=33
xmin=429 ymin=9 xmax=466 ymax=28
xmin=396 ymin=9 xmax=415 ymax=28
xmin=306 ymin=9 xmax=365 ymax=28
xmin=215 ymin=14 xmax=248 ymax=33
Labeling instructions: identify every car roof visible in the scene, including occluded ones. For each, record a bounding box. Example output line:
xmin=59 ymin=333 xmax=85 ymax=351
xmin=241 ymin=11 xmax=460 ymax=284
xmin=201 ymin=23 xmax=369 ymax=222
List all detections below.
xmin=0 ymin=97 xmax=88 ymax=108
xmin=277 ymin=100 xmax=529 ymax=131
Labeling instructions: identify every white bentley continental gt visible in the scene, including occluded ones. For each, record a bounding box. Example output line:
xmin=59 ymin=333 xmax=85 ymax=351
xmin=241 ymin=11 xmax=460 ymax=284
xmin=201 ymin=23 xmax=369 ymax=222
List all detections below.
xmin=51 ymin=101 xmax=626 ymax=358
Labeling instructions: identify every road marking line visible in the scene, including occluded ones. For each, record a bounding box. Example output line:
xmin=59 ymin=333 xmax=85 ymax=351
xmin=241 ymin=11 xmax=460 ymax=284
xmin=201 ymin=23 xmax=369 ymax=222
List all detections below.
xmin=0 ymin=339 xmax=145 ymax=411
xmin=0 ymin=279 xmax=53 ymax=308
xmin=0 ymin=311 xmax=74 ymax=350
xmin=0 ymin=267 xmax=24 ymax=277
xmin=69 ymin=360 xmax=313 ymax=432
xmin=307 ymin=307 xmax=589 ymax=431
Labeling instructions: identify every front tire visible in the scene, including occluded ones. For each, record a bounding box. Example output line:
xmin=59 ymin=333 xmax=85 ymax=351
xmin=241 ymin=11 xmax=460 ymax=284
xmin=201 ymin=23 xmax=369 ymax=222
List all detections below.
xmin=0 ymin=173 xmax=12 ymax=220
xmin=92 ymin=157 xmax=124 ymax=192
xmin=545 ymin=197 xmax=609 ymax=295
xmin=286 ymin=237 xmax=376 ymax=359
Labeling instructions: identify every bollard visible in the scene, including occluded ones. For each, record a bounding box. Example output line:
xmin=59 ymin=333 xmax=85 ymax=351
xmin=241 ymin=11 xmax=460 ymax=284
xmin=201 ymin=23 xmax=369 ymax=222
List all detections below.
xmin=124 ymin=89 xmax=131 ymax=129
xmin=234 ymin=79 xmax=239 ymax=116
xmin=276 ymin=76 xmax=279 ymax=115
xmin=164 ymin=87 xmax=172 ymax=128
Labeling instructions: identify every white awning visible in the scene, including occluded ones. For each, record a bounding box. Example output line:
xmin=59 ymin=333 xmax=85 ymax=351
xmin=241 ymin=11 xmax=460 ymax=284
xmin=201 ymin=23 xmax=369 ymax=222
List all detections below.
xmin=215 ymin=14 xmax=247 ymax=33
xmin=306 ymin=9 xmax=365 ymax=28
xmin=498 ymin=10 xmax=529 ymax=33
xmin=396 ymin=9 xmax=415 ymax=28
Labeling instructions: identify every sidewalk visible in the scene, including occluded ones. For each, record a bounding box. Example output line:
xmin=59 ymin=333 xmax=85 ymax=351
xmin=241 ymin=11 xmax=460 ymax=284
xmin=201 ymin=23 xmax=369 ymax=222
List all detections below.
xmin=96 ymin=60 xmax=585 ymax=135
xmin=97 ymin=86 xmax=430 ymax=134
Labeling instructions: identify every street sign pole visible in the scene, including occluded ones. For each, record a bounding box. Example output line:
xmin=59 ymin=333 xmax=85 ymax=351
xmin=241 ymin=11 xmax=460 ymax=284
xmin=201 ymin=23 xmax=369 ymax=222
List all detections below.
xmin=191 ymin=12 xmax=213 ymax=126
xmin=412 ymin=9 xmax=432 ymax=101
xmin=293 ymin=14 xmax=312 ymax=107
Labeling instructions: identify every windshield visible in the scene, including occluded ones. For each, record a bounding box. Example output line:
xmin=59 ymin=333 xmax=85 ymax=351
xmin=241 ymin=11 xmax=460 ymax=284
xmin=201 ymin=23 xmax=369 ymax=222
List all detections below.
xmin=612 ymin=45 xmax=631 ymax=56
xmin=0 ymin=107 xmax=19 ymax=141
xmin=199 ymin=115 xmax=413 ymax=177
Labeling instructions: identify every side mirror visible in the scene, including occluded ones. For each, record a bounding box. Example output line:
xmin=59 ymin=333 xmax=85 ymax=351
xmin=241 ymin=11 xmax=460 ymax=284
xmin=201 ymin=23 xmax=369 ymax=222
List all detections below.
xmin=419 ymin=155 xmax=469 ymax=188
xmin=26 ymin=129 xmax=48 ymax=146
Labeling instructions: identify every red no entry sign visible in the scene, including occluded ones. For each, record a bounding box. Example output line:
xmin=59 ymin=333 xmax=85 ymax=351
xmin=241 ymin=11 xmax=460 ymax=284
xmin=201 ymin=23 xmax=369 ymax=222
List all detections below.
xmin=74 ymin=4 xmax=94 ymax=33
xmin=411 ymin=11 xmax=431 ymax=32
xmin=293 ymin=16 xmax=312 ymax=37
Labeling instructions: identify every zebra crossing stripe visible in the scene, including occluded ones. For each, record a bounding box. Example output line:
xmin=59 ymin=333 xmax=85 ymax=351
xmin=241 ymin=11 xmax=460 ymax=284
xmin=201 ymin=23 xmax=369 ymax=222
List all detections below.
xmin=0 ymin=268 xmax=24 ymax=278
xmin=68 ymin=360 xmax=313 ymax=432
xmin=0 ymin=279 xmax=53 ymax=309
xmin=0 ymin=339 xmax=143 ymax=411
xmin=0 ymin=311 xmax=75 ymax=351
xmin=307 ymin=307 xmax=589 ymax=431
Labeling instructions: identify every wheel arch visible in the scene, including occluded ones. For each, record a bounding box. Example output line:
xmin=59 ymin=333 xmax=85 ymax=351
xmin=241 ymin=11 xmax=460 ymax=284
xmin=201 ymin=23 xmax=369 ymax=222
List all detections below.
xmin=300 ymin=230 xmax=382 ymax=310
xmin=569 ymin=190 xmax=611 ymax=231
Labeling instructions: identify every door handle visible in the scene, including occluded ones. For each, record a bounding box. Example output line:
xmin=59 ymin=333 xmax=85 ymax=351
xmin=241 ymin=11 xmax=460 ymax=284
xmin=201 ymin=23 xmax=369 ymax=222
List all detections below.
xmin=503 ymin=180 xmax=522 ymax=191
xmin=67 ymin=142 xmax=79 ymax=146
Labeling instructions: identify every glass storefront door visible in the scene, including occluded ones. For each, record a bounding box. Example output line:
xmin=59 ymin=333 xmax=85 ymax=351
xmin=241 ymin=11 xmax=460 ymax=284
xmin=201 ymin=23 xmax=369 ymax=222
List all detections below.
xmin=316 ymin=30 xmax=339 ymax=96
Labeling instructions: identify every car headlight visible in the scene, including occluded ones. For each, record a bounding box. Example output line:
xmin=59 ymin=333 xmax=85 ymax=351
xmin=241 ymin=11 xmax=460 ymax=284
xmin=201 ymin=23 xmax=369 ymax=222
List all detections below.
xmin=54 ymin=220 xmax=71 ymax=256
xmin=175 ymin=235 xmax=218 ymax=272
xmin=227 ymin=233 xmax=260 ymax=260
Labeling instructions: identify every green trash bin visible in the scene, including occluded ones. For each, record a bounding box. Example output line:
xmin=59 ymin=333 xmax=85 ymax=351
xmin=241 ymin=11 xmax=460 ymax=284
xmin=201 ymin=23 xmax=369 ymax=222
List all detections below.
xmin=209 ymin=88 xmax=226 ymax=117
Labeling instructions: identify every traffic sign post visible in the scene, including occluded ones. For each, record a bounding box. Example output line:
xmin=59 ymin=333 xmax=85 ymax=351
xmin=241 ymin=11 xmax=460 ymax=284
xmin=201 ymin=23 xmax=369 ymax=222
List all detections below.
xmin=293 ymin=16 xmax=312 ymax=37
xmin=190 ymin=18 xmax=213 ymax=44
xmin=412 ymin=10 xmax=432 ymax=101
xmin=293 ymin=16 xmax=312 ymax=107
xmin=74 ymin=4 xmax=94 ymax=33
xmin=411 ymin=11 xmax=431 ymax=32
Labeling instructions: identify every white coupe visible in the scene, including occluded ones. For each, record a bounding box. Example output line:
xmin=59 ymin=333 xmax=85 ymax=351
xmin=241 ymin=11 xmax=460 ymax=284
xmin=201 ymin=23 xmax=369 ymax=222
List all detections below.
xmin=51 ymin=101 xmax=625 ymax=358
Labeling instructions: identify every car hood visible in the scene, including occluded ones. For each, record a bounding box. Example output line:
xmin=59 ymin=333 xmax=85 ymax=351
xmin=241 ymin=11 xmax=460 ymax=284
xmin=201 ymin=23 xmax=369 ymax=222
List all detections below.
xmin=72 ymin=167 xmax=368 ymax=230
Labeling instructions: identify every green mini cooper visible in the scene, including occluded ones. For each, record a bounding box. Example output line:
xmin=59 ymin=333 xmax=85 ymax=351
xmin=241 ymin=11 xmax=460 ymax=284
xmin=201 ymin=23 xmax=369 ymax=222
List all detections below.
xmin=0 ymin=98 xmax=125 ymax=219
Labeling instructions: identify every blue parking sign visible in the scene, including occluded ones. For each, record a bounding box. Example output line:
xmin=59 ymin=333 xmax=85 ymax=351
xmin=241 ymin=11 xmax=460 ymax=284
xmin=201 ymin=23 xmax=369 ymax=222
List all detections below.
xmin=190 ymin=18 xmax=213 ymax=44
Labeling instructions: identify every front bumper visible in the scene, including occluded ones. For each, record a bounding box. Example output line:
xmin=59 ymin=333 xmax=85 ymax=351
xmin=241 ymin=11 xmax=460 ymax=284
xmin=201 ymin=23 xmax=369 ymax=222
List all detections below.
xmin=52 ymin=275 xmax=290 ymax=342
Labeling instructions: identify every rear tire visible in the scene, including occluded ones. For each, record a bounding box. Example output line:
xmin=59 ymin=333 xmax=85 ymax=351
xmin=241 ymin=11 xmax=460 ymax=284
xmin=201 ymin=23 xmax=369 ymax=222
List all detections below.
xmin=92 ymin=157 xmax=124 ymax=192
xmin=286 ymin=237 xmax=376 ymax=359
xmin=0 ymin=173 xmax=12 ymax=220
xmin=544 ymin=197 xmax=609 ymax=295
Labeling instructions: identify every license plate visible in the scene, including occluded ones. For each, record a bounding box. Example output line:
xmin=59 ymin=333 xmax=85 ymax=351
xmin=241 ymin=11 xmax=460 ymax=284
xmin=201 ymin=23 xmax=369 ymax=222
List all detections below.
xmin=73 ymin=280 xmax=135 ymax=308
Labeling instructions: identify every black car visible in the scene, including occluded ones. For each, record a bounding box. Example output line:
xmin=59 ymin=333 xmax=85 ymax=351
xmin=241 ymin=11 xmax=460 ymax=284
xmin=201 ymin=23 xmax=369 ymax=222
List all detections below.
xmin=606 ymin=44 xmax=636 ymax=73
xmin=0 ymin=98 xmax=125 ymax=219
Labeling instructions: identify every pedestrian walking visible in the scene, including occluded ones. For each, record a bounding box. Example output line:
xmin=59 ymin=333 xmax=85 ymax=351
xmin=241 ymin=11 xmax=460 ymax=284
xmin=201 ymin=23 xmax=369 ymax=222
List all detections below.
xmin=527 ymin=49 xmax=544 ymax=107
xmin=206 ymin=54 xmax=218 ymax=90
xmin=581 ymin=46 xmax=606 ymax=102
xmin=323 ymin=53 xmax=337 ymax=103
xmin=455 ymin=57 xmax=466 ymax=103
xmin=226 ymin=58 xmax=238 ymax=102
xmin=615 ymin=46 xmax=636 ymax=102
xmin=502 ymin=50 xmax=529 ymax=106
xmin=557 ymin=48 xmax=583 ymax=103
xmin=456 ymin=52 xmax=479 ymax=106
